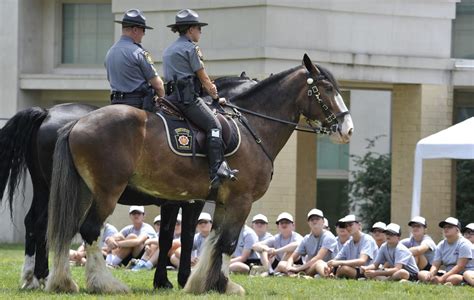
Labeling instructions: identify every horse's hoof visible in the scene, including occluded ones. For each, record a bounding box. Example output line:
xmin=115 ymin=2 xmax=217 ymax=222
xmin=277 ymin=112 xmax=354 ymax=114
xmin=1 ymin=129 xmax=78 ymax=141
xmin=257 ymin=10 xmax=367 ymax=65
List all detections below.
xmin=154 ymin=280 xmax=173 ymax=289
xmin=21 ymin=275 xmax=40 ymax=290
xmin=87 ymin=276 xmax=130 ymax=294
xmin=226 ymin=281 xmax=245 ymax=296
xmin=45 ymin=278 xmax=79 ymax=293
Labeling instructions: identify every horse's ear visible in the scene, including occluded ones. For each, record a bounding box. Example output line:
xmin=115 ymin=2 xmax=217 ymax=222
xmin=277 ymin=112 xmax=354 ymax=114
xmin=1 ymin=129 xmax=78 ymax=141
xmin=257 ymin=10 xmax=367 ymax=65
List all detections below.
xmin=302 ymin=53 xmax=321 ymax=75
xmin=240 ymin=71 xmax=247 ymax=78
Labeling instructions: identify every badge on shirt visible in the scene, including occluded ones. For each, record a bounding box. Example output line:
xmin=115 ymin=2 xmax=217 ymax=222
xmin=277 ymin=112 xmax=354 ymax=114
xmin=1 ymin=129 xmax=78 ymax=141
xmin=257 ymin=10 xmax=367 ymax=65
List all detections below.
xmin=143 ymin=50 xmax=154 ymax=65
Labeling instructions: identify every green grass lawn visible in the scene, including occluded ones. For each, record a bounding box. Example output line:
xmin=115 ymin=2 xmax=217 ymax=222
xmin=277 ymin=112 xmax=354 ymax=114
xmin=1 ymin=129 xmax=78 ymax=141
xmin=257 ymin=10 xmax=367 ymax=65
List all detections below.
xmin=1 ymin=244 xmax=473 ymax=299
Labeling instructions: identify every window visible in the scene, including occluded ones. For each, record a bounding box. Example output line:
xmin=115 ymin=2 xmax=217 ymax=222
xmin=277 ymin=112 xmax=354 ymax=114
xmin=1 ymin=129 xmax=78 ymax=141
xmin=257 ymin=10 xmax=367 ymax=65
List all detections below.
xmin=62 ymin=3 xmax=113 ymax=64
xmin=452 ymin=0 xmax=474 ymax=59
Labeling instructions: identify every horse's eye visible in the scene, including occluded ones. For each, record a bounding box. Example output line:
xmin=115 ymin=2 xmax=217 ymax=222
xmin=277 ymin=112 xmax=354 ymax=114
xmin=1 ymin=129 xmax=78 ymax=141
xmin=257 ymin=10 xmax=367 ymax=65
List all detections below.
xmin=325 ymin=85 xmax=334 ymax=93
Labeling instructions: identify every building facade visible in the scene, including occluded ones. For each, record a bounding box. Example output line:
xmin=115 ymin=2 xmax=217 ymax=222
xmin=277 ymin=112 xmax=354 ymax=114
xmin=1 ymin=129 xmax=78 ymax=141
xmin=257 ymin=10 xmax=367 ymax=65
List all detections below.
xmin=1 ymin=0 xmax=473 ymax=242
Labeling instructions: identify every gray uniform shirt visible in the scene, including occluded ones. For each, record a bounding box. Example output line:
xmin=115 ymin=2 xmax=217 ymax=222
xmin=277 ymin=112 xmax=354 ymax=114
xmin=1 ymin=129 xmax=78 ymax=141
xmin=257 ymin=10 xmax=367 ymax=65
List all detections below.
xmin=263 ymin=231 xmax=304 ymax=261
xmin=192 ymin=232 xmax=208 ymax=258
xmin=433 ymin=236 xmax=473 ymax=273
xmin=162 ymin=35 xmax=204 ymax=82
xmin=258 ymin=232 xmax=273 ymax=242
xmin=120 ymin=223 xmax=157 ymax=239
xmin=233 ymin=225 xmax=259 ymax=260
xmin=105 ymin=35 xmax=158 ymax=92
xmin=400 ymin=235 xmax=436 ymax=264
xmin=334 ymin=232 xmax=378 ymax=266
xmin=99 ymin=223 xmax=118 ymax=248
xmin=296 ymin=230 xmax=337 ymax=262
xmin=373 ymin=242 xmax=419 ymax=275
xmin=335 ymin=236 xmax=351 ymax=256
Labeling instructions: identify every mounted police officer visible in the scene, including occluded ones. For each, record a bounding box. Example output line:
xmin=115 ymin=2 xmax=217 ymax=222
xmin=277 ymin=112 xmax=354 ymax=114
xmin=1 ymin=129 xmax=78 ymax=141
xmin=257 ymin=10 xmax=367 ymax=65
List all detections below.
xmin=163 ymin=9 xmax=238 ymax=189
xmin=105 ymin=9 xmax=165 ymax=111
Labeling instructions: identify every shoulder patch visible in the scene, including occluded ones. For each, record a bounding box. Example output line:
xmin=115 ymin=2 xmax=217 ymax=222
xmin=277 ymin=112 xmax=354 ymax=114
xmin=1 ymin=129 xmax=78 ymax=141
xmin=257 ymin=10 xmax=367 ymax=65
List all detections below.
xmin=195 ymin=46 xmax=204 ymax=61
xmin=143 ymin=50 xmax=154 ymax=65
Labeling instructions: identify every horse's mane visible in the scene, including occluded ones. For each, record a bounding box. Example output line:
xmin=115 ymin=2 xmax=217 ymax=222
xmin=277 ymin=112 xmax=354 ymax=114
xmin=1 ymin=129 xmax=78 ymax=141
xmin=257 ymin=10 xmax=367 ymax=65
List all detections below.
xmin=232 ymin=66 xmax=301 ymax=101
xmin=232 ymin=64 xmax=340 ymax=102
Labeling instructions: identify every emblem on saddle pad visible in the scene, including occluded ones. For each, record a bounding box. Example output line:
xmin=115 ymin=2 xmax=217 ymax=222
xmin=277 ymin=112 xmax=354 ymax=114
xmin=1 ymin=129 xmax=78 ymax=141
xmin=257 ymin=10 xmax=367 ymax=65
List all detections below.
xmin=174 ymin=128 xmax=192 ymax=150
xmin=157 ymin=112 xmax=241 ymax=157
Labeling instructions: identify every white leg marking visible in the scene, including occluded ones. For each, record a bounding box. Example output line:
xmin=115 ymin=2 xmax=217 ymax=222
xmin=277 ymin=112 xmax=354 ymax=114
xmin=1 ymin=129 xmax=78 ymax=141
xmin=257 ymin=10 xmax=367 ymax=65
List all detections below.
xmin=21 ymin=255 xmax=40 ymax=289
xmin=85 ymin=241 xmax=130 ymax=293
xmin=184 ymin=231 xmax=217 ymax=294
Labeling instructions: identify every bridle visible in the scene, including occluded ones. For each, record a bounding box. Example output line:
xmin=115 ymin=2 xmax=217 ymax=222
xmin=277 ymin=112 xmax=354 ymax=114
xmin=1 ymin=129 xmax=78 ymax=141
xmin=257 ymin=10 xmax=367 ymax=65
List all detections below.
xmin=305 ymin=73 xmax=350 ymax=135
xmin=224 ymin=72 xmax=350 ymax=135
xmin=222 ymin=71 xmax=350 ymax=166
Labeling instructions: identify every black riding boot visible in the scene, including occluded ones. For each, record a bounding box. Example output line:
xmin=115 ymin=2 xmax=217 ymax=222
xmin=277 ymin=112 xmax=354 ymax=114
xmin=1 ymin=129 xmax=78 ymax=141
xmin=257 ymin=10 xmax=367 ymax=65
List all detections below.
xmin=207 ymin=130 xmax=238 ymax=189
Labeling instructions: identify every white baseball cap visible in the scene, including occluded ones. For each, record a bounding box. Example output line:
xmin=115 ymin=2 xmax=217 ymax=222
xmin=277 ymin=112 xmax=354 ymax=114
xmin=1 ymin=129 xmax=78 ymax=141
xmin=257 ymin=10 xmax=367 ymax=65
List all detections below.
xmin=153 ymin=215 xmax=161 ymax=224
xmin=198 ymin=212 xmax=212 ymax=222
xmin=129 ymin=205 xmax=145 ymax=214
xmin=384 ymin=223 xmax=401 ymax=235
xmin=339 ymin=214 xmax=358 ymax=223
xmin=307 ymin=208 xmax=324 ymax=220
xmin=462 ymin=223 xmax=474 ymax=234
xmin=408 ymin=216 xmax=427 ymax=227
xmin=252 ymin=214 xmax=268 ymax=223
xmin=276 ymin=212 xmax=294 ymax=224
xmin=370 ymin=222 xmax=387 ymax=232
xmin=438 ymin=217 xmax=460 ymax=229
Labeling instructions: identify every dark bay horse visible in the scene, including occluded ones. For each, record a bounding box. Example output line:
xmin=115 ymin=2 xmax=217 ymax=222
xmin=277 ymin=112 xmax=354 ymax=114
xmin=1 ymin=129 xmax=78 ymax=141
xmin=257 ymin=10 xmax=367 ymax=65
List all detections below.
xmin=0 ymin=75 xmax=257 ymax=290
xmin=46 ymin=54 xmax=353 ymax=294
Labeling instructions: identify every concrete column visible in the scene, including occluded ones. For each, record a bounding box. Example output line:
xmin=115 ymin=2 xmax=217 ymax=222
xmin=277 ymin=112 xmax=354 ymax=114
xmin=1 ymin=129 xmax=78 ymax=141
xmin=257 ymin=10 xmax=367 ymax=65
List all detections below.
xmin=391 ymin=84 xmax=453 ymax=241
xmin=295 ymin=131 xmax=317 ymax=234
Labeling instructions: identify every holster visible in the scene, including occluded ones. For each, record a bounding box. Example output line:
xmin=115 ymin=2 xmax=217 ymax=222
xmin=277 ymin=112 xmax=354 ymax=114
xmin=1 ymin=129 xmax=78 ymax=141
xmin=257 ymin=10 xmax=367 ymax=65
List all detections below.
xmin=173 ymin=75 xmax=203 ymax=105
xmin=142 ymin=87 xmax=156 ymax=112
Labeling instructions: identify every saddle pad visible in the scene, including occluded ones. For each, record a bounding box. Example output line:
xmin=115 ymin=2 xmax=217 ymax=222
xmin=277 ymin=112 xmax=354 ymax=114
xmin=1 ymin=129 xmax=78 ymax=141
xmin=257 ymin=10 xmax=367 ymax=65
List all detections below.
xmin=156 ymin=112 xmax=241 ymax=157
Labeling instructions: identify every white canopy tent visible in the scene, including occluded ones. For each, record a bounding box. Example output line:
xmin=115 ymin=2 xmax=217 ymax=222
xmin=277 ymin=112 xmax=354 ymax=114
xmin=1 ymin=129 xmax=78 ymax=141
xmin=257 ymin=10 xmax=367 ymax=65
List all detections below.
xmin=411 ymin=117 xmax=474 ymax=218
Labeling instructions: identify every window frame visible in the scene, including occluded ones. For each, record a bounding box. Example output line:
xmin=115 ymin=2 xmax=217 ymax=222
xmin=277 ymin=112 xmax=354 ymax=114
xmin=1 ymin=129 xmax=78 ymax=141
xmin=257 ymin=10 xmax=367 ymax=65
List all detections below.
xmin=55 ymin=0 xmax=113 ymax=70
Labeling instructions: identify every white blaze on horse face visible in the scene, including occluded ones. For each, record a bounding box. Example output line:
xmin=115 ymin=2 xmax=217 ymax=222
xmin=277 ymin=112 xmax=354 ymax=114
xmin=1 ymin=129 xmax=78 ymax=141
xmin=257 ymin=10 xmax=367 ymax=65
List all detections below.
xmin=331 ymin=92 xmax=353 ymax=144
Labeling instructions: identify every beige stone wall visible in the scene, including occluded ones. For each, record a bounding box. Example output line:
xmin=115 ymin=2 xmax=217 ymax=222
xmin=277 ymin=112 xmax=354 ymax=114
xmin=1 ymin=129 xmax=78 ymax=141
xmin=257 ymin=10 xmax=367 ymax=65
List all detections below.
xmin=391 ymin=84 xmax=453 ymax=241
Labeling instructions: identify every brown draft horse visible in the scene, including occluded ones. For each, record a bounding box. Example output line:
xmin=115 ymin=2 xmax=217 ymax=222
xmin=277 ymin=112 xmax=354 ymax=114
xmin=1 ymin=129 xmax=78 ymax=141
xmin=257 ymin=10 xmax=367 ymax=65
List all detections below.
xmin=46 ymin=54 xmax=353 ymax=295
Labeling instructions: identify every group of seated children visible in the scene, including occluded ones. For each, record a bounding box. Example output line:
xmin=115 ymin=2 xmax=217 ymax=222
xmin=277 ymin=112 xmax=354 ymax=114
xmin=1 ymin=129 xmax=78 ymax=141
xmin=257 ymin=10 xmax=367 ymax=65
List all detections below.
xmin=69 ymin=205 xmax=474 ymax=287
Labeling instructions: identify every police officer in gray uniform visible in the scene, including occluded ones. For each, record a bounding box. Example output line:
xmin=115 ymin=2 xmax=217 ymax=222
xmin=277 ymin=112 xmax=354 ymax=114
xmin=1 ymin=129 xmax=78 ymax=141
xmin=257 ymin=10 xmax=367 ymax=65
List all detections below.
xmin=105 ymin=9 xmax=165 ymax=111
xmin=163 ymin=9 xmax=237 ymax=188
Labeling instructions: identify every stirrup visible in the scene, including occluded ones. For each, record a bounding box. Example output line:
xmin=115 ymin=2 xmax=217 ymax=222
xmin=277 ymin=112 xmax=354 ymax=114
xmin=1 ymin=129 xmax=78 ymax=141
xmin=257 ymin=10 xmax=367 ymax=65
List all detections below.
xmin=209 ymin=162 xmax=239 ymax=189
xmin=216 ymin=161 xmax=239 ymax=181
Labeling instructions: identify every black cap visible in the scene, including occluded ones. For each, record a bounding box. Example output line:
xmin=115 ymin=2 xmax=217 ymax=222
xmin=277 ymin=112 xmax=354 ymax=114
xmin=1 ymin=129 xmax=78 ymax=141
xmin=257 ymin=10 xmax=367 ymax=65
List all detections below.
xmin=114 ymin=9 xmax=153 ymax=29
xmin=167 ymin=9 xmax=208 ymax=28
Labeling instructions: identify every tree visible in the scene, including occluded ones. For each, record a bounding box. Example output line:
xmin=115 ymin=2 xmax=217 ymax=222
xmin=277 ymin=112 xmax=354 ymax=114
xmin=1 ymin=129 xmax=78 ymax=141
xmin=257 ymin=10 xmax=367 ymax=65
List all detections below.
xmin=456 ymin=160 xmax=474 ymax=227
xmin=348 ymin=136 xmax=391 ymax=229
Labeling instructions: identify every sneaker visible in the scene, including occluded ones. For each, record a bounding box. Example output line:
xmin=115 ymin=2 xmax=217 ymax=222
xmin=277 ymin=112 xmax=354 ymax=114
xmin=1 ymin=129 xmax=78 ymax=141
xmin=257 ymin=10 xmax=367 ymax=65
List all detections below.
xmin=126 ymin=258 xmax=138 ymax=269
xmin=131 ymin=260 xmax=148 ymax=272
xmin=250 ymin=265 xmax=266 ymax=276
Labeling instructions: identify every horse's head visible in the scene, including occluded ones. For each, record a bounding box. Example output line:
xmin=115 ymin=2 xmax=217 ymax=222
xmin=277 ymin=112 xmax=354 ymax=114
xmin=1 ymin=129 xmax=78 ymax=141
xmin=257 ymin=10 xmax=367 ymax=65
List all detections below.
xmin=297 ymin=54 xmax=354 ymax=144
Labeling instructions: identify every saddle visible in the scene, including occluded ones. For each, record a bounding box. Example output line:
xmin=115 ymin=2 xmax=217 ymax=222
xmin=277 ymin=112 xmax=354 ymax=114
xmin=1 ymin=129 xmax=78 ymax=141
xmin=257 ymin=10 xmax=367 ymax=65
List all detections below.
xmin=155 ymin=97 xmax=241 ymax=157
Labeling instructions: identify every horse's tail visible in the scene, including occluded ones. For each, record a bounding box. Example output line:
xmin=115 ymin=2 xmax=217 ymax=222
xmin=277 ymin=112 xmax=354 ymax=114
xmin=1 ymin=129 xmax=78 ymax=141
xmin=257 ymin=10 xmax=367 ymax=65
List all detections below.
xmin=47 ymin=120 xmax=92 ymax=257
xmin=0 ymin=107 xmax=48 ymax=218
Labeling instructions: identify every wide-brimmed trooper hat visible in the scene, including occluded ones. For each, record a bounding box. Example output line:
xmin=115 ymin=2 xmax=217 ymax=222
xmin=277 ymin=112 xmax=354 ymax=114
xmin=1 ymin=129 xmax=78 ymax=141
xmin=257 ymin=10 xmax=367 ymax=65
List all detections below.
xmin=167 ymin=9 xmax=208 ymax=28
xmin=115 ymin=9 xmax=153 ymax=29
